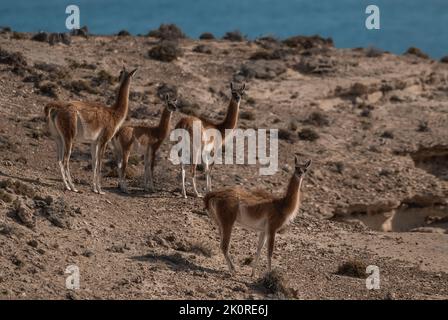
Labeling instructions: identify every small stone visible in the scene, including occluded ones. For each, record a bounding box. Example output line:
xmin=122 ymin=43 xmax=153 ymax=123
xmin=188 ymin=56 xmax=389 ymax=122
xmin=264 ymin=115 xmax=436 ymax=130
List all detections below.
xmin=27 ymin=239 xmax=38 ymax=248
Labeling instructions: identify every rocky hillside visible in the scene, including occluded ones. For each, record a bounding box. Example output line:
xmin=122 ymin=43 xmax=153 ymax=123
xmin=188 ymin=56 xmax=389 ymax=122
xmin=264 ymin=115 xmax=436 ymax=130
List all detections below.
xmin=0 ymin=26 xmax=447 ymax=299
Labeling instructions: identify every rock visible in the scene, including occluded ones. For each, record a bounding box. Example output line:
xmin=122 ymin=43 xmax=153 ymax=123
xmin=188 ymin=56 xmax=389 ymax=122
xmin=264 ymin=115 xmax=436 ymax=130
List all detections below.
xmin=38 ymin=197 xmax=76 ymax=229
xmin=295 ymin=56 xmax=336 ymax=75
xmin=13 ymin=199 xmax=35 ymax=229
xmin=238 ymin=60 xmax=286 ymax=80
xmin=409 ymin=227 xmax=446 ymax=234
xmin=27 ymin=240 xmax=38 ymax=248
xmin=82 ymin=250 xmax=94 ymax=257
xmin=193 ymin=44 xmax=212 ymax=54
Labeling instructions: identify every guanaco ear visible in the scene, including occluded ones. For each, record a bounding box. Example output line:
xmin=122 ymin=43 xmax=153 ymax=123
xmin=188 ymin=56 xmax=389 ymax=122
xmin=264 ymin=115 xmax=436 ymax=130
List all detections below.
xmin=230 ymin=82 xmax=234 ymax=91
xmin=129 ymin=68 xmax=138 ymax=77
xmin=294 ymin=155 xmax=300 ymax=167
xmin=304 ymin=159 xmax=312 ymax=169
xmin=241 ymin=83 xmax=246 ymax=92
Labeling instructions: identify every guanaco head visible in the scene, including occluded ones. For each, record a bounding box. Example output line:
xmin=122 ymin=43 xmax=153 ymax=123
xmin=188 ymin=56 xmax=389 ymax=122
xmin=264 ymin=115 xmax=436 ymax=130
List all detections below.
xmin=294 ymin=157 xmax=312 ymax=179
xmin=230 ymin=82 xmax=246 ymax=103
xmin=118 ymin=66 xmax=138 ymax=83
xmin=164 ymin=94 xmax=178 ymax=112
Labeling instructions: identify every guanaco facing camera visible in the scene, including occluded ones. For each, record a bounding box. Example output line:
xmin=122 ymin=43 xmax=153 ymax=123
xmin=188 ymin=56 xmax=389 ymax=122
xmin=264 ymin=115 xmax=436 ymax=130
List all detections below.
xmin=204 ymin=156 xmax=312 ymax=276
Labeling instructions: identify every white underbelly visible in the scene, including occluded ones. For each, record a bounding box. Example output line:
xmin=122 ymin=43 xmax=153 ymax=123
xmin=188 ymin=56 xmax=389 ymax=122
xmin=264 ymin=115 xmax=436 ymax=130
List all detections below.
xmin=76 ymin=114 xmax=102 ymax=142
xmin=236 ymin=205 xmax=266 ymax=231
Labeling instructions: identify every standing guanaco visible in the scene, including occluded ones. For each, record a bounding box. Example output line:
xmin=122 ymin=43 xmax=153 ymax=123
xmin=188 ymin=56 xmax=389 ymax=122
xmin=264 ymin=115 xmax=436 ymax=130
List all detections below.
xmin=45 ymin=67 xmax=137 ymax=194
xmin=204 ymin=156 xmax=312 ymax=276
xmin=111 ymin=94 xmax=178 ymax=193
xmin=175 ymin=82 xmax=245 ymax=198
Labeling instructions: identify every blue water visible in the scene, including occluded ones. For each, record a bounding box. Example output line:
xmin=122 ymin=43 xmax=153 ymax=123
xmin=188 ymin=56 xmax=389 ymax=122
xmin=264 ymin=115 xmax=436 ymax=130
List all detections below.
xmin=0 ymin=0 xmax=447 ymax=58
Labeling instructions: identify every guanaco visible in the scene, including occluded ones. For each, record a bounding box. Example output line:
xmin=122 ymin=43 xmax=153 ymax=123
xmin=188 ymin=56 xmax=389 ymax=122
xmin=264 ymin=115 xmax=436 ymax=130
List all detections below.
xmin=175 ymin=82 xmax=245 ymax=198
xmin=45 ymin=67 xmax=137 ymax=194
xmin=204 ymin=157 xmax=311 ymax=276
xmin=111 ymin=94 xmax=178 ymax=193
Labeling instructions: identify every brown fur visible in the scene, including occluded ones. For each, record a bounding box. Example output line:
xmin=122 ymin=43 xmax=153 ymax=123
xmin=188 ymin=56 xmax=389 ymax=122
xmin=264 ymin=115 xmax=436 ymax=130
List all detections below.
xmin=111 ymin=97 xmax=177 ymax=192
xmin=204 ymin=158 xmax=311 ymax=276
xmin=45 ymin=67 xmax=137 ymax=194
xmin=175 ymin=82 xmax=245 ymax=198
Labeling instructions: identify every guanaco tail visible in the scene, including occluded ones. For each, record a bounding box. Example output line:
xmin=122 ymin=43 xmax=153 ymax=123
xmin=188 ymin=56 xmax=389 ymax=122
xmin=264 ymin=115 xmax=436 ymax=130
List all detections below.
xmin=45 ymin=67 xmax=137 ymax=194
xmin=175 ymin=82 xmax=245 ymax=198
xmin=204 ymin=156 xmax=312 ymax=276
xmin=111 ymin=94 xmax=178 ymax=193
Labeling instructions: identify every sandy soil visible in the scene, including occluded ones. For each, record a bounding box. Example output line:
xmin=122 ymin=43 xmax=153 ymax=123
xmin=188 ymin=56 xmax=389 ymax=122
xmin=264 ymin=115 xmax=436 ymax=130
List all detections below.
xmin=0 ymin=30 xmax=447 ymax=299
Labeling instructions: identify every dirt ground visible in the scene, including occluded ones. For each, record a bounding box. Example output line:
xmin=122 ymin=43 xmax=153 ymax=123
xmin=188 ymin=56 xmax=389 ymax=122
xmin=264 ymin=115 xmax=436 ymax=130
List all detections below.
xmin=0 ymin=29 xmax=447 ymax=299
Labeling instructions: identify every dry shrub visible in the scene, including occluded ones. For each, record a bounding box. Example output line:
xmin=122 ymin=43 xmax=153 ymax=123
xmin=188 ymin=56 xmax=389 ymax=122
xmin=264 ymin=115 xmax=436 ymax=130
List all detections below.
xmin=283 ymin=35 xmax=333 ymax=49
xmin=156 ymin=83 xmax=178 ymax=99
xmin=417 ymin=121 xmax=430 ymax=132
xmin=71 ymin=26 xmax=88 ymax=37
xmin=147 ymin=24 xmax=186 ymax=40
xmin=336 ymin=259 xmax=367 ymax=278
xmin=405 ymin=47 xmax=429 ymax=59
xmin=117 ymin=30 xmax=130 ymax=36
xmin=278 ymin=129 xmax=296 ymax=142
xmin=199 ymin=32 xmax=215 ymax=40
xmin=189 ymin=241 xmax=214 ymax=257
xmin=240 ymin=111 xmax=255 ymax=121
xmin=259 ymin=270 xmax=293 ymax=298
xmin=223 ymin=30 xmax=245 ymax=42
xmin=298 ymin=128 xmax=319 ymax=141
xmin=0 ymin=47 xmax=27 ymax=67
xmin=0 ymin=222 xmax=18 ymax=236
xmin=365 ymin=46 xmax=384 ymax=58
xmin=249 ymin=49 xmax=289 ymax=60
xmin=92 ymin=70 xmax=115 ymax=86
xmin=346 ymin=82 xmax=369 ymax=97
xmin=176 ymin=97 xmax=200 ymax=116
xmin=303 ymin=111 xmax=329 ymax=127
xmin=148 ymin=41 xmax=183 ymax=62
xmin=37 ymin=197 xmax=80 ymax=229
xmin=31 ymin=31 xmax=49 ymax=42
xmin=68 ymin=80 xmax=98 ymax=94
xmin=440 ymin=56 xmax=448 ymax=64
xmin=11 ymin=32 xmax=28 ymax=40
xmin=380 ymin=130 xmax=394 ymax=139
xmin=0 ymin=179 xmax=36 ymax=199
xmin=245 ymin=96 xmax=256 ymax=106
xmin=37 ymin=81 xmax=58 ymax=97
xmin=0 ymin=189 xmax=14 ymax=203
xmin=67 ymin=59 xmax=97 ymax=70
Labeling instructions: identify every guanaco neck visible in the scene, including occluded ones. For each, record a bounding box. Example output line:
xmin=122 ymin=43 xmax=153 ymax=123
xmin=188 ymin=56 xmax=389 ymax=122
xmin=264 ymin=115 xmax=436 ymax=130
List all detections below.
xmin=216 ymin=98 xmax=240 ymax=135
xmin=113 ymin=76 xmax=131 ymax=119
xmin=281 ymin=174 xmax=303 ymax=217
xmin=157 ymin=107 xmax=173 ymax=139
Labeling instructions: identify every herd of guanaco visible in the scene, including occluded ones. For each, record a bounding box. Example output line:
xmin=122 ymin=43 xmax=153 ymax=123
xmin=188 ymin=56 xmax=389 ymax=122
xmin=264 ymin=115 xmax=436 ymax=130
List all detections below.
xmin=45 ymin=66 xmax=312 ymax=276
